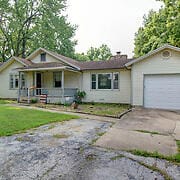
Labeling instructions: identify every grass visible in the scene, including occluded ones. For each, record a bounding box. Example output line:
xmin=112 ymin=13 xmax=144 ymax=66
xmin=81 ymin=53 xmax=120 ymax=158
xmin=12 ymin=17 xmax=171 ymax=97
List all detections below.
xmin=0 ymin=99 xmax=16 ymax=104
xmin=138 ymin=161 xmax=172 ymax=180
xmin=110 ymin=154 xmax=125 ymax=160
xmin=0 ymin=105 xmax=78 ymax=137
xmin=53 ymin=134 xmax=69 ymax=138
xmin=33 ymin=102 xmax=131 ymax=117
xmin=129 ymin=143 xmax=180 ymax=164
xmin=135 ymin=130 xmax=164 ymax=135
xmin=77 ymin=103 xmax=130 ymax=116
xmin=97 ymin=132 xmax=106 ymax=136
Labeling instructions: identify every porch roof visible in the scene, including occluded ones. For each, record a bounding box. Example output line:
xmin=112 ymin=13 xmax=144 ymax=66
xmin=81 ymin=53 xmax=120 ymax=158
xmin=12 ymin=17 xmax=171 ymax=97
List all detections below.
xmin=16 ymin=62 xmax=79 ymax=72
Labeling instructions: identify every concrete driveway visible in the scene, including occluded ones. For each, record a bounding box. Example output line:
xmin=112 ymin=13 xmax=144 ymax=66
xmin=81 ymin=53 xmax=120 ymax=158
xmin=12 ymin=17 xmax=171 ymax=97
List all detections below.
xmin=96 ymin=108 xmax=180 ymax=155
xmin=0 ymin=107 xmax=179 ymax=179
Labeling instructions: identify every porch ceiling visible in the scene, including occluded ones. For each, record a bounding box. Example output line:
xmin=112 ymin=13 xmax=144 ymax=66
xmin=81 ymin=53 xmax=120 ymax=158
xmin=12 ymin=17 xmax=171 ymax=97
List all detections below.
xmin=16 ymin=62 xmax=80 ymax=72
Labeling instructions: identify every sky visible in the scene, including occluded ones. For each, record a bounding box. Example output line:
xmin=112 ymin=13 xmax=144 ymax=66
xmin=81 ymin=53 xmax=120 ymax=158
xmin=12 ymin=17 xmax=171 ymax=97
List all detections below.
xmin=66 ymin=0 xmax=163 ymax=58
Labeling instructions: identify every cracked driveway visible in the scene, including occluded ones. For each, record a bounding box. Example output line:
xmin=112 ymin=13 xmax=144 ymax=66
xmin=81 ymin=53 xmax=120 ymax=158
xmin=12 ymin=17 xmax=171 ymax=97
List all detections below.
xmin=0 ymin=118 xmax=180 ymax=180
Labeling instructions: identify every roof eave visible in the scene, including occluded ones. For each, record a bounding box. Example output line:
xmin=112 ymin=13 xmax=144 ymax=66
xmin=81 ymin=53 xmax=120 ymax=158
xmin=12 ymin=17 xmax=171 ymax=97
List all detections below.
xmin=17 ymin=66 xmax=80 ymax=72
xmin=125 ymin=44 xmax=180 ymax=67
xmin=0 ymin=56 xmax=27 ymax=72
xmin=27 ymin=47 xmax=81 ymax=71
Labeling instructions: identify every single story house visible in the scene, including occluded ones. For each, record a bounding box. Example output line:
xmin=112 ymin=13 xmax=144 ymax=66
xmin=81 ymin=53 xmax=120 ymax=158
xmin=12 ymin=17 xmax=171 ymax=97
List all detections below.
xmin=0 ymin=44 xmax=180 ymax=110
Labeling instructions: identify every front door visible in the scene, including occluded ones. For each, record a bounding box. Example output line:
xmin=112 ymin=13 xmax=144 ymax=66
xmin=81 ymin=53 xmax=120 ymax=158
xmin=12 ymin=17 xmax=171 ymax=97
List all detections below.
xmin=36 ymin=73 xmax=42 ymax=95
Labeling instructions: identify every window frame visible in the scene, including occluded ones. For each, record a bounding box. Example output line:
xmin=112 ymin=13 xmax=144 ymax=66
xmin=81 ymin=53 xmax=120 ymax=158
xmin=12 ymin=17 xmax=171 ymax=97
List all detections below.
xmin=53 ymin=72 xmax=62 ymax=88
xmin=91 ymin=72 xmax=119 ymax=90
xmin=20 ymin=73 xmax=26 ymax=89
xmin=113 ymin=72 xmax=119 ymax=89
xmin=9 ymin=74 xmax=19 ymax=90
xmin=97 ymin=73 xmax=112 ymax=90
xmin=40 ymin=53 xmax=46 ymax=62
xmin=91 ymin=74 xmax=97 ymax=89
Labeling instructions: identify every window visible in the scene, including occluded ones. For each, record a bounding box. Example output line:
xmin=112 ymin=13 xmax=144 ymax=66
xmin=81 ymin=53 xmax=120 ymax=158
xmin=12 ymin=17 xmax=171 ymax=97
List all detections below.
xmin=14 ymin=75 xmax=19 ymax=88
xmin=91 ymin=74 xmax=96 ymax=89
xmin=98 ymin=74 xmax=112 ymax=89
xmin=21 ymin=73 xmax=26 ymax=88
xmin=113 ymin=73 xmax=119 ymax=89
xmin=9 ymin=74 xmax=19 ymax=89
xmin=40 ymin=53 xmax=46 ymax=62
xmin=53 ymin=72 xmax=62 ymax=87
xmin=91 ymin=72 xmax=119 ymax=90
xmin=10 ymin=75 xmax=14 ymax=89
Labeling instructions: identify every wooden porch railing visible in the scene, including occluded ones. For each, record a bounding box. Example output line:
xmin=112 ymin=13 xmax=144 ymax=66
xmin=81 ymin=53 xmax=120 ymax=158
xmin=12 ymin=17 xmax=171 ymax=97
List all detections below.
xmin=19 ymin=88 xmax=77 ymax=104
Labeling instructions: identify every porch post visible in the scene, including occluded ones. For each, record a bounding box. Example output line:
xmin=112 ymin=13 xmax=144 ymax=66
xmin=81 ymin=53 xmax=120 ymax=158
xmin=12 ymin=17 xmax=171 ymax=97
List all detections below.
xmin=17 ymin=71 xmax=21 ymax=103
xmin=61 ymin=70 xmax=65 ymax=104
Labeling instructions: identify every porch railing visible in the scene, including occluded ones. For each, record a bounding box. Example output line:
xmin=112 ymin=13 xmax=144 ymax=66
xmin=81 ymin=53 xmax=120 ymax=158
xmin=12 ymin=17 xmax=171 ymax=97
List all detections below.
xmin=19 ymin=88 xmax=77 ymax=104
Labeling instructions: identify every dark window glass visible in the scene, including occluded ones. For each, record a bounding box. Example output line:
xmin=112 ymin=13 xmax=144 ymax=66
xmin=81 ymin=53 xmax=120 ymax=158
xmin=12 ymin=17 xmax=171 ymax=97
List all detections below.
xmin=53 ymin=72 xmax=62 ymax=88
xmin=15 ymin=75 xmax=19 ymax=88
xmin=91 ymin=74 xmax=96 ymax=89
xmin=41 ymin=53 xmax=46 ymax=62
xmin=98 ymin=74 xmax=111 ymax=89
xmin=113 ymin=73 xmax=119 ymax=89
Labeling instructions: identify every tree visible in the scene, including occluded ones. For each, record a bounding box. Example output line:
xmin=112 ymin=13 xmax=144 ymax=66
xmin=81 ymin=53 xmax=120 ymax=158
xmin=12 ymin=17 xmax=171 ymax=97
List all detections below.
xmin=87 ymin=44 xmax=112 ymax=61
xmin=0 ymin=0 xmax=76 ymax=62
xmin=74 ymin=44 xmax=112 ymax=61
xmin=74 ymin=53 xmax=89 ymax=61
xmin=134 ymin=0 xmax=180 ymax=57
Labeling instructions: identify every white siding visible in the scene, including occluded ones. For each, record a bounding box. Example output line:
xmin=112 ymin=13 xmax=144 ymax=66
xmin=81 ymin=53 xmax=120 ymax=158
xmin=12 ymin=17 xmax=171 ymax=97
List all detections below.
xmin=0 ymin=61 xmax=23 ymax=98
xmin=31 ymin=54 xmax=63 ymax=64
xmin=22 ymin=71 xmax=81 ymax=89
xmin=132 ymin=49 xmax=180 ymax=106
xmin=82 ymin=69 xmax=131 ymax=104
xmin=64 ymin=71 xmax=82 ymax=89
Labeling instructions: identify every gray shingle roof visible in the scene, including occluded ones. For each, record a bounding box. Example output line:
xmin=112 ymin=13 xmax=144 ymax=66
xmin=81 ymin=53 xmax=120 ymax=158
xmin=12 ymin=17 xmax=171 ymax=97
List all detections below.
xmin=14 ymin=48 xmax=134 ymax=71
xmin=19 ymin=62 xmax=65 ymax=69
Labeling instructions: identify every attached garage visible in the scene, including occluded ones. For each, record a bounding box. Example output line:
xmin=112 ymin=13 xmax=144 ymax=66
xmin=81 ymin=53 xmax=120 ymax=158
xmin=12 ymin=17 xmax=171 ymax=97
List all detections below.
xmin=144 ymin=74 xmax=180 ymax=110
xmin=125 ymin=45 xmax=180 ymax=110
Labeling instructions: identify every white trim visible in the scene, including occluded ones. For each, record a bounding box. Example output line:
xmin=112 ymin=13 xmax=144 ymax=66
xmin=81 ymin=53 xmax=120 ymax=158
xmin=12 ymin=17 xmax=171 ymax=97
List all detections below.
xmin=27 ymin=47 xmax=81 ymax=70
xmin=0 ymin=56 xmax=27 ymax=72
xmin=18 ymin=66 xmax=67 ymax=72
xmin=125 ymin=44 xmax=180 ymax=67
xmin=90 ymin=72 xmax=120 ymax=90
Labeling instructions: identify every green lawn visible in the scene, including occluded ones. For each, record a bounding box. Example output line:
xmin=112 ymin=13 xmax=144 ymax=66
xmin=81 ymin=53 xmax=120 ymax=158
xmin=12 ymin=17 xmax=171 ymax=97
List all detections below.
xmin=0 ymin=105 xmax=78 ymax=136
xmin=0 ymin=99 xmax=16 ymax=104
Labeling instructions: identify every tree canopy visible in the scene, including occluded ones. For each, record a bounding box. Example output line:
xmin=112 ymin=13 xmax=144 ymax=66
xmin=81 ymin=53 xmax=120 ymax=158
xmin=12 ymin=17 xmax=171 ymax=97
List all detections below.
xmin=134 ymin=0 xmax=180 ymax=57
xmin=74 ymin=44 xmax=112 ymax=61
xmin=0 ymin=0 xmax=77 ymax=62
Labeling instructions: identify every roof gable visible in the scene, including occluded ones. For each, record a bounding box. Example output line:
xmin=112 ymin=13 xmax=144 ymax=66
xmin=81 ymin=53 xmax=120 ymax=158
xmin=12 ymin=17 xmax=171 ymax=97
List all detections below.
xmin=27 ymin=48 xmax=81 ymax=70
xmin=125 ymin=44 xmax=180 ymax=67
xmin=0 ymin=56 xmax=30 ymax=72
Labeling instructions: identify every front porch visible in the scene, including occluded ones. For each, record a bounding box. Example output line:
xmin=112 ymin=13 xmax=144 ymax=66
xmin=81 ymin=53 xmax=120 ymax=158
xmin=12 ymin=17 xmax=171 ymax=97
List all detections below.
xmin=18 ymin=67 xmax=81 ymax=104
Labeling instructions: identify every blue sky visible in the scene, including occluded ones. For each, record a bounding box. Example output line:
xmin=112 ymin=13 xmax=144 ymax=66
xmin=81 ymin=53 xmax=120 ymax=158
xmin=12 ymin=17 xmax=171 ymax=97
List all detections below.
xmin=66 ymin=0 xmax=163 ymax=57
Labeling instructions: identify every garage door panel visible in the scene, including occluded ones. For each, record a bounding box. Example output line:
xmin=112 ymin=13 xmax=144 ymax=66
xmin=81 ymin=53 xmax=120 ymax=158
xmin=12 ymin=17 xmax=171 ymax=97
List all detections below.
xmin=144 ymin=75 xmax=180 ymax=110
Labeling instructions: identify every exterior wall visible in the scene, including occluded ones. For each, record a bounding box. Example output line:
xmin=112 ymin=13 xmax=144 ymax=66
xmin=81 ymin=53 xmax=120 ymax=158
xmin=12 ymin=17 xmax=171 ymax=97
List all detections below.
xmin=64 ymin=71 xmax=82 ymax=89
xmin=131 ymin=49 xmax=180 ymax=106
xmin=82 ymin=69 xmax=131 ymax=104
xmin=23 ymin=71 xmax=81 ymax=89
xmin=31 ymin=54 xmax=63 ymax=64
xmin=0 ymin=61 xmax=23 ymax=98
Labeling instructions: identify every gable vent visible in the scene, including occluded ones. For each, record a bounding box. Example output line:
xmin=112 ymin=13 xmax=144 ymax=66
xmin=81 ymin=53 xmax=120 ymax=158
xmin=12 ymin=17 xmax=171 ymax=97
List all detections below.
xmin=162 ymin=50 xmax=171 ymax=58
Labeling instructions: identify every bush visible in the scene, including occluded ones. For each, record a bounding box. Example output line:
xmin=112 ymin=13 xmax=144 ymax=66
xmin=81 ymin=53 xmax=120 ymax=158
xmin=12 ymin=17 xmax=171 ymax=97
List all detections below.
xmin=74 ymin=91 xmax=86 ymax=104
xmin=31 ymin=98 xmax=38 ymax=104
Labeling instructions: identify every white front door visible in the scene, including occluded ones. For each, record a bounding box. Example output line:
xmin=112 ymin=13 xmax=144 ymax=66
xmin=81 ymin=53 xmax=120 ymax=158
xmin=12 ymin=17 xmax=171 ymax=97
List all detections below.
xmin=144 ymin=74 xmax=180 ymax=110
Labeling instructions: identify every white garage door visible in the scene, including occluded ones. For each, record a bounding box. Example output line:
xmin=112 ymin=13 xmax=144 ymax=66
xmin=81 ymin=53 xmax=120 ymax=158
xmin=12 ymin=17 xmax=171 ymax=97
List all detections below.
xmin=144 ymin=74 xmax=180 ymax=110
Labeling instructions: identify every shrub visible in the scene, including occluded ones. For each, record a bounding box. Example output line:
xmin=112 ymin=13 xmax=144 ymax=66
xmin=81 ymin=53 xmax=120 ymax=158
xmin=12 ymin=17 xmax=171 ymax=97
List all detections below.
xmin=74 ymin=90 xmax=86 ymax=104
xmin=31 ymin=98 xmax=38 ymax=104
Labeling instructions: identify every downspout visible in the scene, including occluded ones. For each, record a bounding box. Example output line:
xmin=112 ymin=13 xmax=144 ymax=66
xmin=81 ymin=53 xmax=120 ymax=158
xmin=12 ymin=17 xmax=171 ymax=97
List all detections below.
xmin=125 ymin=65 xmax=133 ymax=106
xmin=18 ymin=71 xmax=21 ymax=103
